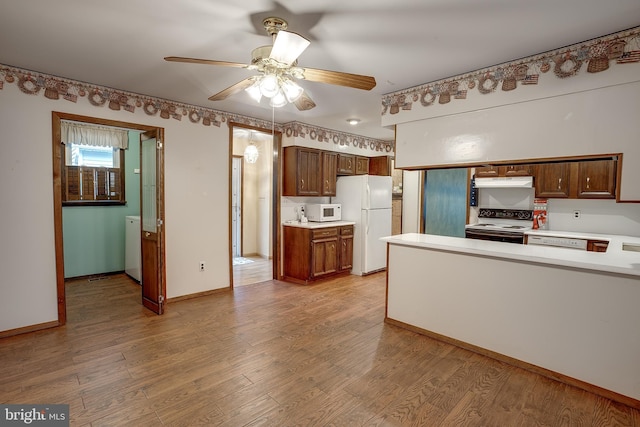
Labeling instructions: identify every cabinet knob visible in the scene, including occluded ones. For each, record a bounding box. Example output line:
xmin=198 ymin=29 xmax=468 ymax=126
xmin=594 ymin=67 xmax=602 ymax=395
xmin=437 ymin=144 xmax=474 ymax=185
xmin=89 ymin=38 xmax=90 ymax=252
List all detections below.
xmin=586 ymin=176 xmax=590 ymax=189
xmin=300 ymin=179 xmax=304 ymax=189
xmin=557 ymin=178 xmax=562 ymax=190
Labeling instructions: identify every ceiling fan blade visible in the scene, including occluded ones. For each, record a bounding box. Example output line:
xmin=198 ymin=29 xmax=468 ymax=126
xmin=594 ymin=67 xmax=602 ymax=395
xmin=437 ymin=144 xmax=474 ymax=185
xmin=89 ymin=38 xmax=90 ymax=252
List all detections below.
xmin=293 ymin=91 xmax=316 ymax=111
xmin=165 ymin=56 xmax=249 ymax=68
xmin=208 ymin=78 xmax=255 ymax=101
xmin=269 ymin=30 xmax=310 ymax=65
xmin=301 ymin=67 xmax=376 ymax=91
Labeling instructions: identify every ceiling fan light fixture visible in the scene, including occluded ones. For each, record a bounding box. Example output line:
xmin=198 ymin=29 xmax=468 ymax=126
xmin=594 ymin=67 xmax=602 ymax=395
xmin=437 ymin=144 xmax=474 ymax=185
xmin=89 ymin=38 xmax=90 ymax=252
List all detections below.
xmin=269 ymin=89 xmax=288 ymax=108
xmin=282 ymin=78 xmax=303 ymax=102
xmin=259 ymin=73 xmax=279 ymax=98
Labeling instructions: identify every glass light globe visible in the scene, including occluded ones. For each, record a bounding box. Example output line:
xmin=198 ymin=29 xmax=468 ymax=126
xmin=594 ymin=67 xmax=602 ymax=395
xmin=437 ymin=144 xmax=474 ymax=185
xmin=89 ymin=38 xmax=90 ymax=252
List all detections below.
xmin=282 ymin=78 xmax=303 ymax=102
xmin=245 ymin=81 xmax=262 ymax=103
xmin=269 ymin=89 xmax=288 ymax=108
xmin=259 ymin=74 xmax=279 ymax=98
xmin=244 ymin=144 xmax=259 ymax=164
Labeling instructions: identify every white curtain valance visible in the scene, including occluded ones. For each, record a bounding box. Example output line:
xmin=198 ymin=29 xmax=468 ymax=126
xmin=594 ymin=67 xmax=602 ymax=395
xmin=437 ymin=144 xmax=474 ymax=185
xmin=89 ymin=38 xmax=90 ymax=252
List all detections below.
xmin=61 ymin=121 xmax=128 ymax=149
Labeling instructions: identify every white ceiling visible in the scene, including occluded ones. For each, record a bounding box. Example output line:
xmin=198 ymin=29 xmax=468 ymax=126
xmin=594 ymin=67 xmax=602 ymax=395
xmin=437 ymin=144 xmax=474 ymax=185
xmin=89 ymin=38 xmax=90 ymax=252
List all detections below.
xmin=1 ymin=1 xmax=639 ymax=141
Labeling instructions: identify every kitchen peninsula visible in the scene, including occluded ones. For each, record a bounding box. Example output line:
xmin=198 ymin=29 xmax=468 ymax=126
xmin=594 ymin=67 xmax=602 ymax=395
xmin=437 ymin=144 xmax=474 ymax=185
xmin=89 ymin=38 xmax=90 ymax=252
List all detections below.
xmin=382 ymin=232 xmax=640 ymax=408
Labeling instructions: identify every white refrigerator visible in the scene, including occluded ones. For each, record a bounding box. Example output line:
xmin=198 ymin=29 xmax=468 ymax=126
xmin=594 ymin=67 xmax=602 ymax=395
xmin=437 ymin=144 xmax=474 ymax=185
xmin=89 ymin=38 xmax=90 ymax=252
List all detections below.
xmin=333 ymin=175 xmax=392 ymax=275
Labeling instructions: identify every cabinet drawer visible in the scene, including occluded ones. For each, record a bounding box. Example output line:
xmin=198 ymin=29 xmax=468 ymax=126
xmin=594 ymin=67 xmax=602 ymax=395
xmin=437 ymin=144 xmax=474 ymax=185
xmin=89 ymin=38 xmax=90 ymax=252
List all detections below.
xmin=340 ymin=225 xmax=354 ymax=236
xmin=312 ymin=228 xmax=338 ymax=239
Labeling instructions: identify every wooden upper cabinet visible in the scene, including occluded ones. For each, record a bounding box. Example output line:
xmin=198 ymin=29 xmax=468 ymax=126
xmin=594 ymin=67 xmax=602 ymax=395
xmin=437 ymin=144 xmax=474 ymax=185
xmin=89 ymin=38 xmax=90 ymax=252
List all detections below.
xmin=369 ymin=156 xmax=392 ymax=176
xmin=475 ymin=165 xmax=501 ymax=178
xmin=576 ymin=159 xmax=616 ymax=199
xmin=337 ymin=154 xmax=355 ymax=175
xmin=534 ymin=158 xmax=617 ymax=199
xmin=476 ymin=164 xmax=533 ymax=177
xmin=321 ymin=152 xmax=337 ymax=196
xmin=283 ymin=147 xmax=322 ymax=196
xmin=504 ymin=164 xmax=534 ymax=176
xmin=534 ymin=162 xmax=571 ymax=198
xmin=355 ymin=157 xmax=369 ymax=175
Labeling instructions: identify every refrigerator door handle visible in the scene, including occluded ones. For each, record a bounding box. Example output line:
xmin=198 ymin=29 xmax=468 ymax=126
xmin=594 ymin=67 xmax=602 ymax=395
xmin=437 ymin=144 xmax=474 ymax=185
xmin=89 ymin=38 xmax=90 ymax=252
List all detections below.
xmin=366 ymin=184 xmax=371 ymax=210
xmin=366 ymin=210 xmax=369 ymax=236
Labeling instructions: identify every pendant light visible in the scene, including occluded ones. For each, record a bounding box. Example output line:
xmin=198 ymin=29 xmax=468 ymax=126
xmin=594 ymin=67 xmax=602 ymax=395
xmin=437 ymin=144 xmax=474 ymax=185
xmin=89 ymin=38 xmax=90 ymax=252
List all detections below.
xmin=244 ymin=133 xmax=259 ymax=164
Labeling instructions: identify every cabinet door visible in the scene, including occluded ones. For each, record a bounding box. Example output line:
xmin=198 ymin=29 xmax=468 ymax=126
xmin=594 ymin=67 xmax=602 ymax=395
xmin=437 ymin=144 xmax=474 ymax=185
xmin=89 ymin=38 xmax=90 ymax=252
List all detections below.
xmin=504 ymin=164 xmax=533 ymax=176
xmin=577 ymin=159 xmax=616 ymax=199
xmin=369 ymin=156 xmax=391 ymax=176
xmin=355 ymin=157 xmax=369 ymax=175
xmin=535 ymin=163 xmax=571 ymax=198
xmin=311 ymin=238 xmax=338 ymax=278
xmin=321 ymin=152 xmax=337 ymax=196
xmin=337 ymin=154 xmax=355 ymax=175
xmin=475 ymin=165 xmax=501 ymax=177
xmin=297 ymin=149 xmax=322 ymax=196
xmin=339 ymin=235 xmax=353 ymax=271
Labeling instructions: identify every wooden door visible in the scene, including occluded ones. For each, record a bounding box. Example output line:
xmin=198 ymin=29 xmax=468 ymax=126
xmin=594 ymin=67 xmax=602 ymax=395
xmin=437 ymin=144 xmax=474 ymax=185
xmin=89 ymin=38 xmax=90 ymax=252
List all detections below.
xmin=577 ymin=159 xmax=616 ymax=199
xmin=475 ymin=165 xmax=501 ymax=177
xmin=298 ymin=148 xmax=321 ymax=196
xmin=535 ymin=162 xmax=571 ymax=198
xmin=504 ymin=164 xmax=533 ymax=176
xmin=321 ymin=151 xmax=337 ymax=196
xmin=140 ymin=130 xmax=166 ymax=314
xmin=311 ymin=238 xmax=338 ymax=278
xmin=339 ymin=230 xmax=354 ymax=272
xmin=355 ymin=157 xmax=369 ymax=175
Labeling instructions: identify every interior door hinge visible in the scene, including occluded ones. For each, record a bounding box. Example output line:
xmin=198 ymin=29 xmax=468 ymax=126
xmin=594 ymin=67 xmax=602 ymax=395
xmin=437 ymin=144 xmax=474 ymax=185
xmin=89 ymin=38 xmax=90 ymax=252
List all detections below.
xmin=159 ymin=295 xmax=165 ymax=304
xmin=157 ymin=218 xmax=163 ymax=227
xmin=157 ymin=140 xmax=163 ymax=149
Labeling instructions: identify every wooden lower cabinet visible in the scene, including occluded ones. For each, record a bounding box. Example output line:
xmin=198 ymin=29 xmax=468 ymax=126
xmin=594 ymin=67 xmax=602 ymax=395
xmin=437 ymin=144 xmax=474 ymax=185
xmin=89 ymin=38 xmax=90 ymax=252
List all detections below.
xmin=283 ymin=224 xmax=354 ymax=284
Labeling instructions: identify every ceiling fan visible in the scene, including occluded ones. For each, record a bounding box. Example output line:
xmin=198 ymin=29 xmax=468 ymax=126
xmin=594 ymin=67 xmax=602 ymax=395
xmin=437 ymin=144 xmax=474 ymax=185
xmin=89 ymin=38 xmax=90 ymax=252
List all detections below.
xmin=165 ymin=17 xmax=376 ymax=111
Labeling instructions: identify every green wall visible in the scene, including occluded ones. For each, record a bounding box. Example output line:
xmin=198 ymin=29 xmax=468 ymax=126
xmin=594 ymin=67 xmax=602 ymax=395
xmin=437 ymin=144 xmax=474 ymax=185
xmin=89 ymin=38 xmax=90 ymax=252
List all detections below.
xmin=423 ymin=168 xmax=468 ymax=237
xmin=63 ymin=131 xmax=141 ymax=278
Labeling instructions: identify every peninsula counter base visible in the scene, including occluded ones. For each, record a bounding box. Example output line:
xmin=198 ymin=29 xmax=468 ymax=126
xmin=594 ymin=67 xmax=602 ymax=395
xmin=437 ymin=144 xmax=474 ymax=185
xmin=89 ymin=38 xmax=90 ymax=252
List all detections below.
xmin=383 ymin=236 xmax=640 ymax=409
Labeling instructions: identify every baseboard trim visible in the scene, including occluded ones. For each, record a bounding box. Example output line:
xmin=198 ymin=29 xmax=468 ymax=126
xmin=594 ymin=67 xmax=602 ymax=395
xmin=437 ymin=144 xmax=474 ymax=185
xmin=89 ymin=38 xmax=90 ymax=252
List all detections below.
xmin=0 ymin=320 xmax=60 ymax=339
xmin=385 ymin=317 xmax=640 ymax=410
xmin=167 ymin=287 xmax=231 ymax=303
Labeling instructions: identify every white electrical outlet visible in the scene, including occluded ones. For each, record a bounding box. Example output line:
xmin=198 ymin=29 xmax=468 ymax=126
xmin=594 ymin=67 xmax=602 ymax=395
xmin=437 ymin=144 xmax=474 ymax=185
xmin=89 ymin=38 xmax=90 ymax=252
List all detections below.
xmin=199 ymin=261 xmax=205 ymax=271
xmin=573 ymin=210 xmax=581 ymax=219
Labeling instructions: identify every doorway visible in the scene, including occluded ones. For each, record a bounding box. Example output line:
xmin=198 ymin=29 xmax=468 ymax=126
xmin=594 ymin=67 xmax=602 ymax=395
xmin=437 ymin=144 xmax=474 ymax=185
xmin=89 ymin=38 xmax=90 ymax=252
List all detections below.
xmin=51 ymin=112 xmax=166 ymax=324
xmin=229 ymin=123 xmax=281 ymax=287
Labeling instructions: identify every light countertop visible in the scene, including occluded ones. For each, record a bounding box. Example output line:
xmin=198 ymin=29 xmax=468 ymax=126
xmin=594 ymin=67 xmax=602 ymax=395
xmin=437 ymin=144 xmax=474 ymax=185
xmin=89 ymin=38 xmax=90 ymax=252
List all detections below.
xmin=283 ymin=220 xmax=355 ymax=229
xmin=381 ymin=232 xmax=640 ymax=277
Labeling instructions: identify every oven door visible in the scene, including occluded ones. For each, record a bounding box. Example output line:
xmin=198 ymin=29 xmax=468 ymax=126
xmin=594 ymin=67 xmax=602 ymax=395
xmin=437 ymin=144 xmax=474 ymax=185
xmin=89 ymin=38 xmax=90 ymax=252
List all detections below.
xmin=465 ymin=229 xmax=525 ymax=244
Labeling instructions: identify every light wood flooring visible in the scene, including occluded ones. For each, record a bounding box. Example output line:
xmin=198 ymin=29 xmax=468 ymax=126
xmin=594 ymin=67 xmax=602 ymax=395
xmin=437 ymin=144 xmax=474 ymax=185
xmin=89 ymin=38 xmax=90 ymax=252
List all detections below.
xmin=1 ymin=273 xmax=639 ymax=426
xmin=233 ymin=256 xmax=272 ymax=287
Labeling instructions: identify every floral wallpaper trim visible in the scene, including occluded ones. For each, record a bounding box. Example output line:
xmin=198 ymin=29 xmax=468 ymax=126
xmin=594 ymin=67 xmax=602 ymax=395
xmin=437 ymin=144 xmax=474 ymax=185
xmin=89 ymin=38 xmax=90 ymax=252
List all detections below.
xmin=0 ymin=63 xmax=393 ymax=153
xmin=282 ymin=121 xmax=393 ymax=153
xmin=381 ymin=26 xmax=640 ymax=116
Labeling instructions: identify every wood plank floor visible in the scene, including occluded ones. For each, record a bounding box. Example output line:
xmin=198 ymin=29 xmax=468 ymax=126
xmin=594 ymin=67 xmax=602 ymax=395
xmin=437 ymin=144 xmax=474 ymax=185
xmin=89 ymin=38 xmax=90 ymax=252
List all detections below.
xmin=1 ymin=273 xmax=639 ymax=426
xmin=233 ymin=256 xmax=272 ymax=287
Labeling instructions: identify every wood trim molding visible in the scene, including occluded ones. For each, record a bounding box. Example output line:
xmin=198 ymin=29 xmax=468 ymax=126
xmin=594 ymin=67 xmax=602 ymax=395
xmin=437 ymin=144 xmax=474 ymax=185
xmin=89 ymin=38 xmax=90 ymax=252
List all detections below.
xmin=167 ymin=287 xmax=231 ymax=303
xmin=384 ymin=317 xmax=640 ymax=410
xmin=0 ymin=321 xmax=60 ymax=339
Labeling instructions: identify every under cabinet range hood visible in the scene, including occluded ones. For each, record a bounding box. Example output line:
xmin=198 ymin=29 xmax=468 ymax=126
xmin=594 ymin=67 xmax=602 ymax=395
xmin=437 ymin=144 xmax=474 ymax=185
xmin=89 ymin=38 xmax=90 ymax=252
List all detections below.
xmin=474 ymin=176 xmax=533 ymax=188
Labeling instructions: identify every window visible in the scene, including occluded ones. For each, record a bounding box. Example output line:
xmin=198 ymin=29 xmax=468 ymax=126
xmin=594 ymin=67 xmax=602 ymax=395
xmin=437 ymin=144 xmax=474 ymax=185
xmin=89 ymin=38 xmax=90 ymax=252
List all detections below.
xmin=61 ymin=121 xmax=127 ymax=206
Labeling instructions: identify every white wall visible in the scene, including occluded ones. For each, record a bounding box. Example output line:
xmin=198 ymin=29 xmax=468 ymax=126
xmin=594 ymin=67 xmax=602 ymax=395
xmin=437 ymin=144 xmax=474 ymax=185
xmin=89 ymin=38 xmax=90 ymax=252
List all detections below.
xmin=0 ymin=82 xmax=230 ymax=332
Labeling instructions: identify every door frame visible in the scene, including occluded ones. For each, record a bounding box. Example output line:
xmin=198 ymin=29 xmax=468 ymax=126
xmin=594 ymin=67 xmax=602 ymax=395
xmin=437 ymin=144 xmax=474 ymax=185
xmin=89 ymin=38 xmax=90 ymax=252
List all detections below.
xmin=51 ymin=111 xmax=164 ymax=324
xmin=228 ymin=122 xmax=282 ymax=286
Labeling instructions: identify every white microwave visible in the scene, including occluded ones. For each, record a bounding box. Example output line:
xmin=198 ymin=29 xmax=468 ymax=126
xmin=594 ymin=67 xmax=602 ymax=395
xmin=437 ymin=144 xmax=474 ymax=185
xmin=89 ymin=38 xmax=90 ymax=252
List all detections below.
xmin=306 ymin=203 xmax=341 ymax=222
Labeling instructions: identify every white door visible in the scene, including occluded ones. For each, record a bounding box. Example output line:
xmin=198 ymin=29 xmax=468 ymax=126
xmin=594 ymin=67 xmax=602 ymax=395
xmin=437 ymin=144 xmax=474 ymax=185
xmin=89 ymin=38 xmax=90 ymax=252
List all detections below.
xmin=231 ymin=156 xmax=242 ymax=258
